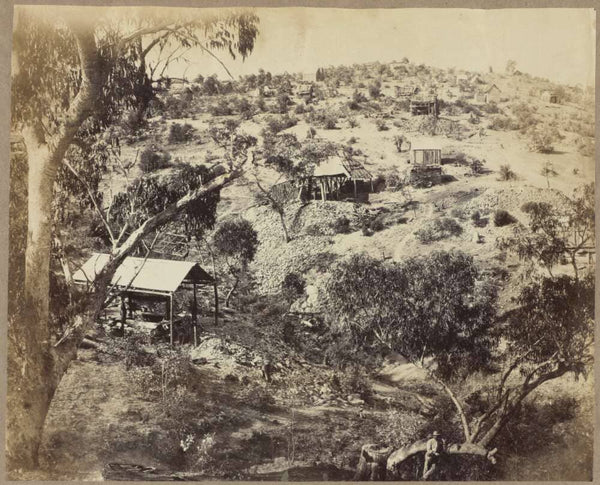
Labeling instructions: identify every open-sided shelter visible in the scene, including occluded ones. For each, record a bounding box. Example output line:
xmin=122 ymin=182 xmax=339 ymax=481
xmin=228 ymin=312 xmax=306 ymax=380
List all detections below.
xmin=73 ymin=253 xmax=214 ymax=345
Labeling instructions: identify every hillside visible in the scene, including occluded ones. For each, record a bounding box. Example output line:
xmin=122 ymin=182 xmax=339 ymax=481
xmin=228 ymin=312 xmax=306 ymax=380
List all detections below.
xmin=38 ymin=59 xmax=595 ymax=482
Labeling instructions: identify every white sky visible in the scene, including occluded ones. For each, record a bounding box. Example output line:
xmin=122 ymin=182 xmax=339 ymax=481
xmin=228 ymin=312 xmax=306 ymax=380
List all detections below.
xmin=167 ymin=8 xmax=595 ymax=87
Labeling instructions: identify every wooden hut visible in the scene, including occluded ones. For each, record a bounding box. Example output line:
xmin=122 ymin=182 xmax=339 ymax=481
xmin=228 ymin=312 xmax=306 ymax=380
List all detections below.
xmin=410 ymin=95 xmax=438 ymax=116
xmin=475 ymin=84 xmax=501 ymax=103
xmin=409 ymin=140 xmax=443 ymax=186
xmin=313 ymin=157 xmax=373 ymax=202
xmin=541 ymin=90 xmax=560 ymax=104
xmin=73 ymin=254 xmax=215 ymax=346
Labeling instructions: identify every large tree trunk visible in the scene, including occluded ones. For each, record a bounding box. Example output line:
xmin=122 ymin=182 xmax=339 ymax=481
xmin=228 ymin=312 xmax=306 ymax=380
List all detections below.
xmin=6 ymin=22 xmax=104 ymax=472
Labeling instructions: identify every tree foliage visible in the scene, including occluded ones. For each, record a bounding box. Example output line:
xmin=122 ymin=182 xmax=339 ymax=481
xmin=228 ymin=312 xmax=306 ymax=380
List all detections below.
xmin=326 ymin=251 xmax=498 ymax=380
xmin=497 ymin=184 xmax=594 ymax=279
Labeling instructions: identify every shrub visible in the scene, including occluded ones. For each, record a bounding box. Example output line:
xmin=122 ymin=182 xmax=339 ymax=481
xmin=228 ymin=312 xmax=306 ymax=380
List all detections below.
xmin=168 ymin=123 xmax=195 ymax=144
xmin=494 ymin=209 xmax=516 ymax=227
xmin=471 ymin=211 xmax=490 ymax=228
xmin=375 ymin=119 xmax=389 ymax=131
xmin=347 ymin=136 xmax=358 ymax=145
xmin=294 ymin=103 xmax=306 ymax=114
xmin=209 ymin=99 xmax=233 ymax=116
xmin=368 ymin=80 xmax=381 ymax=99
xmin=331 ymin=216 xmax=352 ymax=234
xmin=487 ymin=115 xmax=518 ymax=131
xmin=323 ymin=114 xmax=338 ymax=130
xmin=263 ymin=114 xmax=298 ymax=135
xmin=281 ymin=272 xmax=306 ymax=307
xmin=470 ymin=158 xmax=485 ymax=175
xmin=139 ymin=146 xmax=171 ymax=173
xmin=352 ymin=89 xmax=368 ymax=104
xmin=415 ymin=217 xmax=463 ymax=244
xmin=498 ymin=164 xmax=517 ymax=181
xmin=527 ymin=125 xmax=560 ymax=153
xmin=347 ymin=117 xmax=359 ymax=128
xmin=234 ymin=97 xmax=254 ymax=119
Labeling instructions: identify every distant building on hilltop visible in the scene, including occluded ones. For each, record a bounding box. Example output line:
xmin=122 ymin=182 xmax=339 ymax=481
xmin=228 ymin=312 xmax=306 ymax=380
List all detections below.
xmin=410 ymin=95 xmax=439 ymax=116
xmin=475 ymin=84 xmax=502 ymax=103
xmin=396 ymin=85 xmax=420 ymax=97
xmin=541 ymin=90 xmax=560 ymax=104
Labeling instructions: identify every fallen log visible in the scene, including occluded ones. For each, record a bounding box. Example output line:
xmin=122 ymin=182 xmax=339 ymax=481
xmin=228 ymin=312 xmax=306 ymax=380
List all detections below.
xmin=387 ymin=439 xmax=498 ymax=472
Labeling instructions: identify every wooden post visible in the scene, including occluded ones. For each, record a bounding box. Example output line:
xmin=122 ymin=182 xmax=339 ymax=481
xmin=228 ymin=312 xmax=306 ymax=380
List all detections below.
xmin=353 ymin=179 xmax=358 ymax=200
xmin=169 ymin=294 xmax=174 ymax=347
xmin=192 ymin=283 xmax=198 ymax=347
xmin=320 ymin=180 xmax=326 ymax=201
xmin=213 ymin=282 xmax=219 ymax=327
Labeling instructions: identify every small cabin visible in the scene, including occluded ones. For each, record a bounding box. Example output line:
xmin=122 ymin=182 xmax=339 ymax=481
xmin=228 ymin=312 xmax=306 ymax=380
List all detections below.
xmin=541 ymin=90 xmax=560 ymax=104
xmin=411 ymin=142 xmax=442 ymax=167
xmin=475 ymin=84 xmax=502 ymax=103
xmin=409 ymin=141 xmax=443 ymax=187
xmin=410 ymin=96 xmax=439 ymax=116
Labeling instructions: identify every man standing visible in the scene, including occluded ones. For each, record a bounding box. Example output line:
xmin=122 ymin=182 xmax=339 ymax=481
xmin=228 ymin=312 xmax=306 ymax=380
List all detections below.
xmin=422 ymin=431 xmax=441 ymax=480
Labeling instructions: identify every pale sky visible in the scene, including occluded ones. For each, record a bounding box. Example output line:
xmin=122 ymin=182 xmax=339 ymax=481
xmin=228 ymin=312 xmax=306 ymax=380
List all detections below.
xmin=169 ymin=8 xmax=595 ymax=87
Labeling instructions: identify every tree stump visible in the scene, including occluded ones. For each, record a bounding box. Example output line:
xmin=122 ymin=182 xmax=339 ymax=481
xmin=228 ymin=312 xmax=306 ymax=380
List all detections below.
xmin=354 ymin=444 xmax=394 ymax=481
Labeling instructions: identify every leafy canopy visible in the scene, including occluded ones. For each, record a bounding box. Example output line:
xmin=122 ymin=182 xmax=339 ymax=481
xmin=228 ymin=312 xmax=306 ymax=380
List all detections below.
xmin=326 ymin=250 xmax=498 ymax=380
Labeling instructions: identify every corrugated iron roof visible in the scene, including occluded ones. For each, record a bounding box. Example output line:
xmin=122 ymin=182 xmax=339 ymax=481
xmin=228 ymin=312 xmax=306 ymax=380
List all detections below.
xmin=313 ymin=157 xmax=372 ymax=180
xmin=411 ymin=139 xmax=443 ymax=151
xmin=73 ymin=253 xmax=213 ymax=294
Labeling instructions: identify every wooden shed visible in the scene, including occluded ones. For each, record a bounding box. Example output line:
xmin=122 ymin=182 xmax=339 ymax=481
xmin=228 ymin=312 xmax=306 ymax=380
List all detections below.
xmin=541 ymin=90 xmax=560 ymax=104
xmin=409 ymin=141 xmax=443 ymax=186
xmin=411 ymin=141 xmax=442 ymax=166
xmin=410 ymin=96 xmax=438 ymax=116
xmin=73 ymin=253 xmax=215 ymax=346
xmin=475 ymin=84 xmax=501 ymax=103
xmin=313 ymin=156 xmax=373 ymax=202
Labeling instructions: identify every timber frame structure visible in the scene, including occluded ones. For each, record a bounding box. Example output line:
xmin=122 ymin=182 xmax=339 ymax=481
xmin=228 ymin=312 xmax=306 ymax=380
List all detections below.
xmin=73 ymin=253 xmax=215 ymax=346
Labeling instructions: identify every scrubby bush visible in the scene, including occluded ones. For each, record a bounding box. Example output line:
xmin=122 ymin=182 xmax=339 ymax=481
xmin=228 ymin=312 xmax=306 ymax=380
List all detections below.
xmin=281 ymin=272 xmax=306 ymax=309
xmin=498 ymin=164 xmax=517 ymax=181
xmin=168 ymin=123 xmax=195 ymax=144
xmin=493 ymin=209 xmax=516 ymax=227
xmin=347 ymin=136 xmax=358 ymax=145
xmin=262 ymin=114 xmax=298 ymax=135
xmin=512 ymin=102 xmax=538 ymax=131
xmin=347 ymin=117 xmax=359 ymax=128
xmin=415 ymin=217 xmax=463 ymax=244
xmin=209 ymin=98 xmax=233 ymax=116
xmin=487 ymin=115 xmax=518 ymax=131
xmin=368 ymin=80 xmax=382 ymax=99
xmin=471 ymin=211 xmax=488 ymax=228
xmin=139 ymin=146 xmax=171 ymax=173
xmin=331 ymin=216 xmax=352 ymax=234
xmin=375 ymin=119 xmax=389 ymax=131
xmin=233 ymin=97 xmax=254 ymax=119
xmin=527 ymin=125 xmax=561 ymax=153
xmin=470 ymin=158 xmax=486 ymax=175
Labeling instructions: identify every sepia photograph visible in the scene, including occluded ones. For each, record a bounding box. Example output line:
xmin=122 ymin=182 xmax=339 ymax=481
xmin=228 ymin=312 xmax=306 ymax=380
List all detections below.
xmin=5 ymin=3 xmax=596 ymax=481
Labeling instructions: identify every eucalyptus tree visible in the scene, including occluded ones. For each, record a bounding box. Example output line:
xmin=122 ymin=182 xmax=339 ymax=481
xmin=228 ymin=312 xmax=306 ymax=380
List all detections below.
xmin=326 ymin=250 xmax=593 ymax=476
xmin=8 ymin=6 xmax=259 ymax=471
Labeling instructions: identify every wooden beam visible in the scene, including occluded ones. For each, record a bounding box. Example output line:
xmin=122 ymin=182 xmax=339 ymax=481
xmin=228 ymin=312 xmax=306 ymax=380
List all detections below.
xmin=169 ymin=294 xmax=174 ymax=347
xmin=353 ymin=179 xmax=358 ymax=200
xmin=193 ymin=283 xmax=198 ymax=347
